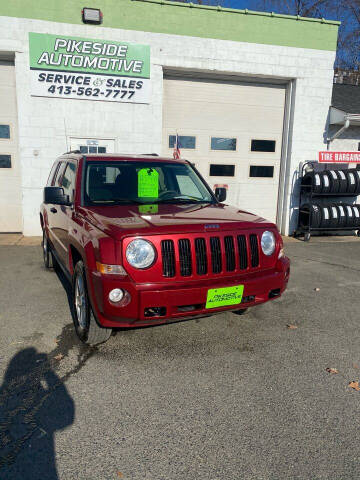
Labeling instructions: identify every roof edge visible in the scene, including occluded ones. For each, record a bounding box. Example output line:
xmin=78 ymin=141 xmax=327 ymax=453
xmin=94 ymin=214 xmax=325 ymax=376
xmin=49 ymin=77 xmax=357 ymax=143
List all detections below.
xmin=132 ymin=0 xmax=341 ymax=25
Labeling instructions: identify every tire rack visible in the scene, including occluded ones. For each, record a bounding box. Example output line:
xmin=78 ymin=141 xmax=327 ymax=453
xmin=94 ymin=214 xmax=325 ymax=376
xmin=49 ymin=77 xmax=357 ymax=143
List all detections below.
xmin=294 ymin=161 xmax=360 ymax=242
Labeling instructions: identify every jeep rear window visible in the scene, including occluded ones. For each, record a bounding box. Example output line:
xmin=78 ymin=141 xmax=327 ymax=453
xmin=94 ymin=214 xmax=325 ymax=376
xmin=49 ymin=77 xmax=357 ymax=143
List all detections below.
xmin=84 ymin=161 xmax=215 ymax=205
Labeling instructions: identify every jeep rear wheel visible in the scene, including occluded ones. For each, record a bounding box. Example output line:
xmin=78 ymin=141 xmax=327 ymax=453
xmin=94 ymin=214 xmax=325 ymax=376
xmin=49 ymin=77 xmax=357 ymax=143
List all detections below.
xmin=72 ymin=260 xmax=112 ymax=346
xmin=42 ymin=231 xmax=54 ymax=269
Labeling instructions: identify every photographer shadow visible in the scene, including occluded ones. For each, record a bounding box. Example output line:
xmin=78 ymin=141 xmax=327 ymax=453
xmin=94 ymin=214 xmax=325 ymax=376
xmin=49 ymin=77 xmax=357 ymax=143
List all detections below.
xmin=0 ymin=347 xmax=75 ymax=480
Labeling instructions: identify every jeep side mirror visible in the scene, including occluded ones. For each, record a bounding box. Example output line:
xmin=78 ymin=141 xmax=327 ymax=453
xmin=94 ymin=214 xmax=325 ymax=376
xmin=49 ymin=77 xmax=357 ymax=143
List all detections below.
xmin=44 ymin=186 xmax=70 ymax=205
xmin=215 ymin=187 xmax=227 ymax=202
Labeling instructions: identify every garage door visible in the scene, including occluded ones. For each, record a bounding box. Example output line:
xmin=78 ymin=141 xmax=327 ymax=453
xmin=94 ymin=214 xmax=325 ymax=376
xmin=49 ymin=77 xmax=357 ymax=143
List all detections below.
xmin=0 ymin=61 xmax=22 ymax=232
xmin=162 ymin=76 xmax=286 ymax=223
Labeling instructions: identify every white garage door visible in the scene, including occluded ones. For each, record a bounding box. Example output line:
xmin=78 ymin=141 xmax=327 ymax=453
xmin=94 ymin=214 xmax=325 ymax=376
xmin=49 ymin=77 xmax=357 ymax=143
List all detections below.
xmin=0 ymin=61 xmax=22 ymax=232
xmin=162 ymin=76 xmax=286 ymax=223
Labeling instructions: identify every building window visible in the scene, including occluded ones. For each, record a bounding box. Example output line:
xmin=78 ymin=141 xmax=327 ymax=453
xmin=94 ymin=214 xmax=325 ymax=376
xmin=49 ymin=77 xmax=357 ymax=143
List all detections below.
xmin=251 ymin=140 xmax=276 ymax=152
xmin=211 ymin=137 xmax=236 ymax=151
xmin=250 ymin=165 xmax=274 ymax=178
xmin=210 ymin=164 xmax=235 ymax=176
xmin=79 ymin=145 xmax=107 ymax=154
xmin=0 ymin=125 xmax=10 ymax=139
xmin=0 ymin=155 xmax=11 ymax=168
xmin=169 ymin=135 xmax=196 ymax=149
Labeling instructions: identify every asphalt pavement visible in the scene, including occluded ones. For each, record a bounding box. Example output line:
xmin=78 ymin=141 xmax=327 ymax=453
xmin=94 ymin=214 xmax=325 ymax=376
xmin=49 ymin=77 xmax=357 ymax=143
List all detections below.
xmin=1 ymin=238 xmax=360 ymax=480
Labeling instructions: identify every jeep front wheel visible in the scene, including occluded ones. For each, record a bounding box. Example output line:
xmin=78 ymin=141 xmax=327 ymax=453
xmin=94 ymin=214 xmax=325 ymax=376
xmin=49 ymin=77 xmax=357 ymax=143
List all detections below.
xmin=72 ymin=260 xmax=112 ymax=345
xmin=232 ymin=308 xmax=248 ymax=316
xmin=42 ymin=230 xmax=54 ymax=269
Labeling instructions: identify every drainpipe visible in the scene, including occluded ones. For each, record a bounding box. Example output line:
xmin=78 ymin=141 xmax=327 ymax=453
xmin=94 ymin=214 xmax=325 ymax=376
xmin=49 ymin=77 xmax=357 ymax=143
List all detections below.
xmin=327 ymin=117 xmax=350 ymax=150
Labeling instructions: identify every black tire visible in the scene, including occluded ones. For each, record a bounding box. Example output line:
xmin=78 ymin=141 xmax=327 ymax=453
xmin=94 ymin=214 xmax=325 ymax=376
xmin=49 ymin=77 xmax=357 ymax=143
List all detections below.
xmin=72 ymin=260 xmax=112 ymax=346
xmin=232 ymin=308 xmax=248 ymax=315
xmin=345 ymin=169 xmax=358 ymax=194
xmin=353 ymin=205 xmax=360 ymax=227
xmin=299 ymin=203 xmax=322 ymax=229
xmin=337 ymin=204 xmax=347 ymax=228
xmin=355 ymin=170 xmax=360 ymax=194
xmin=302 ymin=171 xmax=322 ymax=194
xmin=320 ymin=172 xmax=331 ymax=194
xmin=42 ymin=230 xmax=54 ymax=269
xmin=328 ymin=170 xmax=340 ymax=194
xmin=306 ymin=203 xmax=322 ymax=228
xmin=337 ymin=170 xmax=348 ymax=194
xmin=329 ymin=204 xmax=340 ymax=229
xmin=344 ymin=204 xmax=355 ymax=228
xmin=320 ymin=205 xmax=331 ymax=229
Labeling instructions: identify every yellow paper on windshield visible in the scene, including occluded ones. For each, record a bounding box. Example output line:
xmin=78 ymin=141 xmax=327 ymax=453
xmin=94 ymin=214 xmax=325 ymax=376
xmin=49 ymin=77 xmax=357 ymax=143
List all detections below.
xmin=138 ymin=168 xmax=159 ymax=198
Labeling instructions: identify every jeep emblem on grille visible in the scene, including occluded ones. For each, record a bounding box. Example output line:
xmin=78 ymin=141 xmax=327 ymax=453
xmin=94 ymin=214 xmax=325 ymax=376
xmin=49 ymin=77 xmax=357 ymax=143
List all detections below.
xmin=204 ymin=224 xmax=220 ymax=230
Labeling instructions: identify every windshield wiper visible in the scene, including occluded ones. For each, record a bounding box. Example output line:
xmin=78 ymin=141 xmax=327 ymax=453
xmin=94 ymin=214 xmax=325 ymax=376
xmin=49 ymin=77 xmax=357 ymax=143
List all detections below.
xmin=155 ymin=198 xmax=213 ymax=204
xmin=112 ymin=199 xmax=145 ymax=205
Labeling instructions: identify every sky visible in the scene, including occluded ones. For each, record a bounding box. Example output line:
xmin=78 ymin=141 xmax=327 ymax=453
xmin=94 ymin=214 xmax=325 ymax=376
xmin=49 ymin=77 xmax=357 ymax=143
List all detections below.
xmin=193 ymin=0 xmax=357 ymax=68
xmin=211 ymin=0 xmax=341 ymax=22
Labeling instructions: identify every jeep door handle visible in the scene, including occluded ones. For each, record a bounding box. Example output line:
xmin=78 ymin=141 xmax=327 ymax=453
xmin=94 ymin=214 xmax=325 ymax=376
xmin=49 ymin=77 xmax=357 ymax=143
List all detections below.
xmin=50 ymin=207 xmax=57 ymax=213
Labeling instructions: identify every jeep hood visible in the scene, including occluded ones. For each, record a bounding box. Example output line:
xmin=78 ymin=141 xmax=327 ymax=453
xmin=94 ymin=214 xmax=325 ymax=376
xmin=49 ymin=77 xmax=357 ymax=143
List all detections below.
xmin=79 ymin=203 xmax=276 ymax=239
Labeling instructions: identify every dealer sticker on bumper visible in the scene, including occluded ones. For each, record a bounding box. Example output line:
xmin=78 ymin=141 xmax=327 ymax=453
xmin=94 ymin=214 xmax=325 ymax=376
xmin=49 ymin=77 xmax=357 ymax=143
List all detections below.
xmin=205 ymin=285 xmax=244 ymax=309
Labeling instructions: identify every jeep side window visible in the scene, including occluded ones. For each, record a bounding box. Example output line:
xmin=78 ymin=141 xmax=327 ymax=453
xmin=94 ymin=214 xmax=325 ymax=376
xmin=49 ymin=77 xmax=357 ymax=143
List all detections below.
xmin=47 ymin=162 xmax=59 ymax=186
xmin=61 ymin=162 xmax=77 ymax=203
xmin=53 ymin=162 xmax=66 ymax=187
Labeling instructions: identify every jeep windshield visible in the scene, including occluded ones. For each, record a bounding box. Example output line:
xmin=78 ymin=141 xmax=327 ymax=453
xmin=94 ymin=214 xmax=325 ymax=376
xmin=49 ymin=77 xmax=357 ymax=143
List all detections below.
xmin=84 ymin=161 xmax=216 ymax=205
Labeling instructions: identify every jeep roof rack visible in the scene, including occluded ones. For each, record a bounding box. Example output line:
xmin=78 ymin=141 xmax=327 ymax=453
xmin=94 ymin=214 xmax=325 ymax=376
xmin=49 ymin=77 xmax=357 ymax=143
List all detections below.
xmin=63 ymin=150 xmax=81 ymax=155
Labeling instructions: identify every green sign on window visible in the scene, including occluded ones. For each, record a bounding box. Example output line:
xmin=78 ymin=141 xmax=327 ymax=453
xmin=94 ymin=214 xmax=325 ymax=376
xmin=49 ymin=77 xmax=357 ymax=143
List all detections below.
xmin=138 ymin=168 xmax=159 ymax=198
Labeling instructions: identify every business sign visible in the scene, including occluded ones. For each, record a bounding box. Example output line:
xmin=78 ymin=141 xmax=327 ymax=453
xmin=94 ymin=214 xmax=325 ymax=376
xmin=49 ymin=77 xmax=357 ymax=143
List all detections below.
xmin=29 ymin=33 xmax=150 ymax=103
xmin=319 ymin=151 xmax=360 ymax=163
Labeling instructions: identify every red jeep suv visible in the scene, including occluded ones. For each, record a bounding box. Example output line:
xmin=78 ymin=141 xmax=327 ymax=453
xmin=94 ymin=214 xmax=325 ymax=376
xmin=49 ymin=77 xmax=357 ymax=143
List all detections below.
xmin=40 ymin=153 xmax=290 ymax=345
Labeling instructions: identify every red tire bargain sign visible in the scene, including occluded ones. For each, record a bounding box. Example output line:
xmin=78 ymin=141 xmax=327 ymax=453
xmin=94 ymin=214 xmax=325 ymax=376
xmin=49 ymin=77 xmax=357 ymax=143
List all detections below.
xmin=319 ymin=151 xmax=360 ymax=163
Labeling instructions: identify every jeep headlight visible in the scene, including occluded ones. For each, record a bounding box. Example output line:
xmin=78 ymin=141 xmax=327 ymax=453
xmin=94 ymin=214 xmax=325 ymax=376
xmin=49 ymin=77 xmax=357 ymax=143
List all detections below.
xmin=126 ymin=239 xmax=156 ymax=269
xmin=261 ymin=231 xmax=276 ymax=256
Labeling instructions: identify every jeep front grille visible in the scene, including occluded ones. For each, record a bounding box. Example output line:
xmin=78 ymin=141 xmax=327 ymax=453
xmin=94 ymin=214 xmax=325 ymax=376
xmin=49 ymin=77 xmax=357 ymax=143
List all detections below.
xmin=161 ymin=239 xmax=176 ymax=277
xmin=160 ymin=233 xmax=260 ymax=278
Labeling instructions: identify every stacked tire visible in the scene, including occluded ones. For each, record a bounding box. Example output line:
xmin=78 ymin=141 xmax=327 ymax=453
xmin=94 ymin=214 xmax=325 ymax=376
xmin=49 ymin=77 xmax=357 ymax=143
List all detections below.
xmin=302 ymin=169 xmax=360 ymax=195
xmin=299 ymin=203 xmax=360 ymax=229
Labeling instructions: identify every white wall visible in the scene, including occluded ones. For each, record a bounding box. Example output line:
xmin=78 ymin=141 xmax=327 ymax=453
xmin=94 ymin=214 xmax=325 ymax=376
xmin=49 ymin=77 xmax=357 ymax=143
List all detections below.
xmin=0 ymin=16 xmax=336 ymax=235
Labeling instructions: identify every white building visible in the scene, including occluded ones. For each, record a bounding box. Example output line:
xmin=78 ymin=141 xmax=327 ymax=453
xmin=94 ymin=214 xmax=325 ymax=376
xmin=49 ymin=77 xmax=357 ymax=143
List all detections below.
xmin=0 ymin=0 xmax=340 ymax=236
xmin=329 ymin=84 xmax=360 ymax=152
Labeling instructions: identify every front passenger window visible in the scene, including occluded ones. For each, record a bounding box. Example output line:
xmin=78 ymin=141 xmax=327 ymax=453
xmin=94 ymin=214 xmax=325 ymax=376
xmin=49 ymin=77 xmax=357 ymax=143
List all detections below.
xmin=61 ymin=163 xmax=77 ymax=203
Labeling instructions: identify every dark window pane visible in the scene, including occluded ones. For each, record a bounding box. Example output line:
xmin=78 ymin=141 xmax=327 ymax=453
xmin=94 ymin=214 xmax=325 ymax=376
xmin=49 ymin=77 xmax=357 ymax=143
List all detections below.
xmin=80 ymin=146 xmax=88 ymax=153
xmin=47 ymin=162 xmax=59 ymax=186
xmin=211 ymin=137 xmax=236 ymax=151
xmin=169 ymin=135 xmax=196 ymax=149
xmin=0 ymin=125 xmax=10 ymax=139
xmin=250 ymin=166 xmax=274 ymax=178
xmin=89 ymin=146 xmax=97 ymax=153
xmin=251 ymin=140 xmax=276 ymax=152
xmin=98 ymin=146 xmax=106 ymax=153
xmin=54 ymin=162 xmax=66 ymax=187
xmin=61 ymin=162 xmax=77 ymax=202
xmin=358 ymin=142 xmax=360 ymax=152
xmin=0 ymin=155 xmax=11 ymax=168
xmin=209 ymin=164 xmax=235 ymax=176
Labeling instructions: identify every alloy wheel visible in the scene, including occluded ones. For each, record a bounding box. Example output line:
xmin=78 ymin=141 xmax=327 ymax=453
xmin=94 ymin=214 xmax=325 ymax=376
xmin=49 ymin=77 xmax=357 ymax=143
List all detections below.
xmin=75 ymin=274 xmax=87 ymax=329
